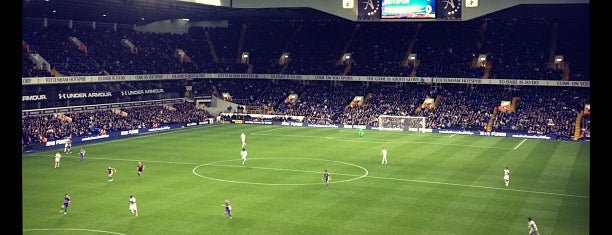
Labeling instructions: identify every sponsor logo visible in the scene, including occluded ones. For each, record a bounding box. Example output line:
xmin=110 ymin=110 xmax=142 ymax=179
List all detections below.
xmin=45 ymin=140 xmax=57 ymax=146
xmin=121 ymin=90 xmax=144 ymax=96
xmin=59 ymin=93 xmax=86 ymax=99
xmin=479 ymin=131 xmax=507 ymax=137
xmin=510 ymin=134 xmax=551 ymax=139
xmin=120 ymin=89 xmax=164 ymax=96
xmin=307 ymin=124 xmax=339 ymax=128
xmin=82 ymin=134 xmax=110 ymax=141
xmin=281 ymin=122 xmax=304 ymax=127
xmin=377 ymin=127 xmax=403 ymax=131
xmin=145 ymin=88 xmax=164 ymax=94
xmin=88 ymin=92 xmax=112 ymax=97
xmin=343 ymin=125 xmax=367 ymax=129
xmin=58 ymin=92 xmax=112 ymax=99
xmin=147 ymin=126 xmax=171 ymax=132
xmin=22 ymin=94 xmax=47 ymax=101
xmin=120 ymin=130 xmax=139 ymax=135
xmin=438 ymin=130 xmax=475 ymax=135
xmin=244 ymin=121 xmax=272 ymax=125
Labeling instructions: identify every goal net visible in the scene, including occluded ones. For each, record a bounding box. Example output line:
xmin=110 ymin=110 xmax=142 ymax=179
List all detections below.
xmin=378 ymin=115 xmax=426 ymax=132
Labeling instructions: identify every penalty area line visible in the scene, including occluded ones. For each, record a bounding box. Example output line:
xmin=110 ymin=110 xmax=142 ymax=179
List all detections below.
xmin=513 ymin=139 xmax=527 ymax=150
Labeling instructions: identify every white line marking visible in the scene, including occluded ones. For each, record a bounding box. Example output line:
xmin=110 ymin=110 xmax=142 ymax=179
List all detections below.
xmin=23 ymin=155 xmax=589 ymax=198
xmin=199 ymin=160 xmax=588 ymax=198
xmin=23 ymin=228 xmax=127 ymax=235
xmin=513 ymin=139 xmax=527 ymax=150
xmin=192 ymin=158 xmax=369 ymax=186
xmin=249 ymin=126 xmax=286 ymax=134
xmin=449 ymin=134 xmax=456 ymax=138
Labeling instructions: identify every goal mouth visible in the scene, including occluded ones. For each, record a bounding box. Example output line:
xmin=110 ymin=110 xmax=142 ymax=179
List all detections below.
xmin=378 ymin=115 xmax=426 ymax=133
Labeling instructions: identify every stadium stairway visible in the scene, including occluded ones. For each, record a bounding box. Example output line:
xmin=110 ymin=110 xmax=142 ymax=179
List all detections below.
xmin=486 ymin=106 xmax=498 ymax=132
xmin=562 ymin=63 xmax=570 ymax=80
xmin=547 ymin=21 xmax=571 ymax=81
xmin=403 ymin=23 xmax=421 ymax=76
xmin=433 ymin=95 xmax=442 ymax=108
xmin=236 ymin=24 xmax=247 ymax=64
xmin=409 ymin=59 xmax=420 ymax=77
xmin=364 ymin=93 xmax=373 ymax=104
xmin=51 ymin=68 xmax=62 ymax=77
xmin=573 ymin=110 xmax=584 ymax=140
xmin=482 ymin=61 xmax=492 ymax=79
xmin=343 ymin=62 xmax=352 ymax=75
xmin=510 ymin=97 xmax=519 ymax=112
xmin=204 ymin=30 xmax=220 ymax=64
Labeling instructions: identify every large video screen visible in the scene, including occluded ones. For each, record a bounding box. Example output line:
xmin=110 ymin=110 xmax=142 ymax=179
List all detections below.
xmin=381 ymin=0 xmax=436 ymax=19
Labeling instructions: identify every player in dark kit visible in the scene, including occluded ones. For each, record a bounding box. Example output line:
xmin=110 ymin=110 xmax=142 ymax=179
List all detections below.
xmin=60 ymin=193 xmax=71 ymax=214
xmin=223 ymin=199 xmax=233 ymax=219
xmin=323 ymin=169 xmax=331 ymax=189
xmin=137 ymin=162 xmax=145 ymax=176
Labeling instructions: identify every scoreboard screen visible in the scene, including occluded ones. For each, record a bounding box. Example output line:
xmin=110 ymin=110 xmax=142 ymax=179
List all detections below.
xmin=381 ymin=0 xmax=436 ymax=19
xmin=358 ymin=0 xmax=461 ymax=21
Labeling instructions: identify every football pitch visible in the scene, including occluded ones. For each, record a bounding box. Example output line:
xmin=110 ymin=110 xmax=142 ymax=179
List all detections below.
xmin=22 ymin=124 xmax=590 ymax=235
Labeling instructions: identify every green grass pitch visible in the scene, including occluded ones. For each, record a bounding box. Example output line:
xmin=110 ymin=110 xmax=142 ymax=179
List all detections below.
xmin=22 ymin=124 xmax=590 ymax=234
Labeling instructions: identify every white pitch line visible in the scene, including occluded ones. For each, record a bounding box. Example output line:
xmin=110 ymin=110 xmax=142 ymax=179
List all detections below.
xmin=207 ymin=163 xmax=361 ymax=177
xmin=202 ymin=161 xmax=590 ymax=199
xmin=513 ymin=139 xmax=527 ymax=150
xmin=31 ymin=155 xmax=589 ymax=199
xmin=449 ymin=134 xmax=456 ymax=138
xmin=23 ymin=228 xmax=127 ymax=235
xmin=249 ymin=126 xmax=286 ymax=134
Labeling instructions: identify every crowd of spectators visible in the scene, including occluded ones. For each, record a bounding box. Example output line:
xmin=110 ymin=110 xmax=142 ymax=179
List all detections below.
xmin=22 ymin=77 xmax=589 ymax=146
xmin=22 ymin=102 xmax=212 ymax=146
xmin=21 ymin=16 xmax=590 ymax=147
xmin=22 ymin=17 xmax=588 ymax=80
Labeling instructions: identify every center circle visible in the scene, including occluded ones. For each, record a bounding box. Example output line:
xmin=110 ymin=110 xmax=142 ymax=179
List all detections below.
xmin=192 ymin=157 xmax=369 ymax=186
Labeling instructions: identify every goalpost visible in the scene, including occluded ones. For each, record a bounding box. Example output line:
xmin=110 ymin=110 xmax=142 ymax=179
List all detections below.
xmin=378 ymin=115 xmax=426 ymax=132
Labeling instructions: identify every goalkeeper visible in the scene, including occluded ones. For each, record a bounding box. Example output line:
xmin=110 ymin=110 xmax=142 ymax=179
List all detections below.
xmin=358 ymin=128 xmax=364 ymax=138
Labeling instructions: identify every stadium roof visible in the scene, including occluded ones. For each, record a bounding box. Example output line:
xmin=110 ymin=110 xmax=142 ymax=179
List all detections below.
xmin=22 ymin=0 xmax=589 ymax=26
xmin=22 ymin=0 xmax=341 ymax=26
xmin=482 ymin=3 xmax=589 ymax=20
